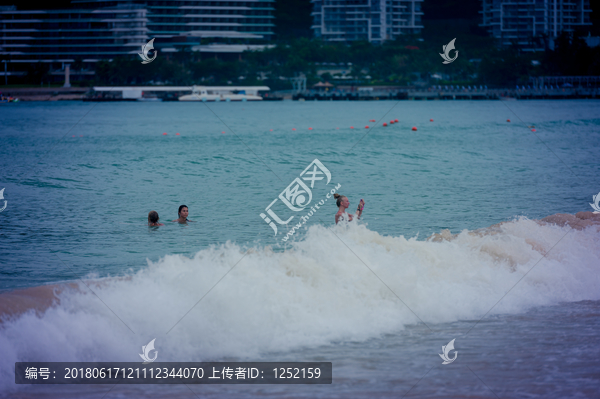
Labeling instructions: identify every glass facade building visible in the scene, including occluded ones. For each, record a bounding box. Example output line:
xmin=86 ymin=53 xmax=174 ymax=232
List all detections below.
xmin=311 ymin=0 xmax=424 ymax=43
xmin=0 ymin=0 xmax=275 ymax=64
xmin=0 ymin=4 xmax=148 ymax=62
xmin=480 ymin=0 xmax=592 ymax=51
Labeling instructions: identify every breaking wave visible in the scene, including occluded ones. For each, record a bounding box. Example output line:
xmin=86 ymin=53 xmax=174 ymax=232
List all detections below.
xmin=1 ymin=216 xmax=599 ymax=390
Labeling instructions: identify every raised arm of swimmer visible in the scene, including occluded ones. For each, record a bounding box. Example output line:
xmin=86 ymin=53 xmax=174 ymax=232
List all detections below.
xmin=334 ymin=193 xmax=365 ymax=224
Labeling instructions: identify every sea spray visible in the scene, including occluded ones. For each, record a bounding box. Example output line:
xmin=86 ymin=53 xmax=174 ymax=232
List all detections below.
xmin=0 ymin=218 xmax=599 ymax=391
xmin=282 ymin=183 xmax=341 ymax=242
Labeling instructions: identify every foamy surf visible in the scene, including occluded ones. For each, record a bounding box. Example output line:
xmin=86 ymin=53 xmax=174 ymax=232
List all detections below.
xmin=0 ymin=214 xmax=599 ymax=390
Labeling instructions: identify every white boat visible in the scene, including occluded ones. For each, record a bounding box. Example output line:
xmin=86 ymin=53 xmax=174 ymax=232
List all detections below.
xmin=178 ymin=85 xmax=267 ymax=102
xmin=137 ymin=94 xmax=162 ymax=102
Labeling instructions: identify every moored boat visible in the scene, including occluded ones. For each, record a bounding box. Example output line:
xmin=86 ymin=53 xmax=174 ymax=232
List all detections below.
xmin=178 ymin=85 xmax=266 ymax=101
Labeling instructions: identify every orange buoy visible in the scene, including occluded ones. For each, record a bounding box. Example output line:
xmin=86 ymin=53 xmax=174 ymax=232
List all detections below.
xmin=176 ymin=133 xmax=180 ymax=135
xmin=430 ymin=119 xmax=434 ymax=122
xmin=531 ymin=128 xmax=536 ymax=132
xmin=270 ymin=129 xmax=273 ymax=131
xmin=369 ymin=119 xmax=375 ymax=122
xmin=411 ymin=126 xmax=417 ymax=131
xmin=308 ymin=127 xmax=313 ymax=130
xmin=292 ymin=128 xmax=296 ymax=131
xmin=222 ymin=131 xmax=225 ymax=134
xmin=383 ymin=123 xmax=388 ymax=127
xmin=365 ymin=125 xmax=369 ymax=129
xmin=507 ymin=119 xmax=511 ymax=122
xmin=394 ymin=119 xmax=398 ymax=122
xmin=350 ymin=126 xmax=354 ymax=129
xmin=163 ymin=132 xmax=167 ymax=135
xmin=390 ymin=120 xmax=394 ymax=124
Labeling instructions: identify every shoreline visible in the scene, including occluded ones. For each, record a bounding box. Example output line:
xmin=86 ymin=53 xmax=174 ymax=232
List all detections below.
xmin=1 ymin=211 xmax=599 ymax=322
xmin=1 ymin=86 xmax=598 ymax=101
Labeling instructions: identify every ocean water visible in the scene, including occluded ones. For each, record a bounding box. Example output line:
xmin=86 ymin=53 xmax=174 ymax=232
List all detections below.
xmin=0 ymin=100 xmax=599 ymax=398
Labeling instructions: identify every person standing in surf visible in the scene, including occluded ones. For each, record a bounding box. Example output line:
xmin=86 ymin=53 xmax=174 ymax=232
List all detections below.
xmin=334 ymin=194 xmax=365 ymax=224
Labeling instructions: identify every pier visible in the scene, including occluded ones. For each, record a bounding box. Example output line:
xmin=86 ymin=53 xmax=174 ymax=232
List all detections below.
xmin=1 ymin=86 xmax=598 ymax=102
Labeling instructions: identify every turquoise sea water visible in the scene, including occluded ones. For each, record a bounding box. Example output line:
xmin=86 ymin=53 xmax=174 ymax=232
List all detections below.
xmin=1 ymin=100 xmax=600 ymax=398
xmin=1 ymin=100 xmax=598 ymax=290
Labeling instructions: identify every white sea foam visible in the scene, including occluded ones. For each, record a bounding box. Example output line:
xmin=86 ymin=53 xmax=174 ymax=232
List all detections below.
xmin=1 ymin=218 xmax=599 ymax=389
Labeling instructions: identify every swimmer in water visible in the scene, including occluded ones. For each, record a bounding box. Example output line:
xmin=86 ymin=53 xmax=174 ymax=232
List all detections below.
xmin=148 ymin=210 xmax=164 ymax=226
xmin=334 ymin=194 xmax=365 ymax=224
xmin=172 ymin=205 xmax=193 ymax=223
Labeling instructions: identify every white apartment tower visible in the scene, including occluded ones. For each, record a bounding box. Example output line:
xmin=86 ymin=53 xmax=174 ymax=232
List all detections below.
xmin=480 ymin=0 xmax=592 ymax=50
xmin=311 ymin=0 xmax=424 ymax=43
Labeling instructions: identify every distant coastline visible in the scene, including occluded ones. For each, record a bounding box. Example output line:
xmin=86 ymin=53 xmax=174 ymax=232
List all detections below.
xmin=1 ymin=86 xmax=599 ymax=102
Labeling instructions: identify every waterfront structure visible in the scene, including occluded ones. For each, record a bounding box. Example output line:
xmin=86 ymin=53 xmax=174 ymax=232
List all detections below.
xmin=90 ymin=85 xmax=269 ymax=100
xmin=0 ymin=0 xmax=275 ymax=65
xmin=311 ymin=0 xmax=424 ymax=43
xmin=479 ymin=0 xmax=592 ymax=51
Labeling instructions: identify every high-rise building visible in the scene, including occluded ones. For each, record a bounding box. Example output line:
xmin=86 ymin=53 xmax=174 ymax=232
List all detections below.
xmin=479 ymin=0 xmax=592 ymax=51
xmin=0 ymin=0 xmax=275 ymax=64
xmin=128 ymin=0 xmax=275 ymax=42
xmin=311 ymin=0 xmax=424 ymax=43
xmin=0 ymin=4 xmax=149 ymax=62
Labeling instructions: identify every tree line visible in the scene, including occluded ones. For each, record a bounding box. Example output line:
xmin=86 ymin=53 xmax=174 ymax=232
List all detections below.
xmin=15 ymin=30 xmax=600 ymax=89
xmin=90 ymin=30 xmax=599 ymax=89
